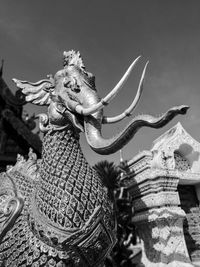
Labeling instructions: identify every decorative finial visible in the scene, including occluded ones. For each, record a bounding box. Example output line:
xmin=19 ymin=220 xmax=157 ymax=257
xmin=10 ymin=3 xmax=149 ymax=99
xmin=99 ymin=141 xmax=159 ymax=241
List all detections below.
xmin=119 ymin=149 xmax=124 ymax=180
xmin=28 ymin=148 xmax=37 ymax=162
xmin=63 ymin=50 xmax=85 ymax=69
xmin=119 ymin=149 xmax=124 ymax=163
xmin=0 ymin=59 xmax=4 ymax=77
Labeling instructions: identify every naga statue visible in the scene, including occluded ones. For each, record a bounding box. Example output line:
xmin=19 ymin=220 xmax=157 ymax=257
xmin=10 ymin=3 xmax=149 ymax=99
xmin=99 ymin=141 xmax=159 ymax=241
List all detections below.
xmin=0 ymin=50 xmax=188 ymax=267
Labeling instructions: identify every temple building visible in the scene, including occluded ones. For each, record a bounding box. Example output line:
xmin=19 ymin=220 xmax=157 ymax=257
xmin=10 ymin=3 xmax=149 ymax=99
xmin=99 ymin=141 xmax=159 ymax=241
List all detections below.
xmin=0 ymin=61 xmax=42 ymax=171
xmin=121 ymin=122 xmax=200 ymax=266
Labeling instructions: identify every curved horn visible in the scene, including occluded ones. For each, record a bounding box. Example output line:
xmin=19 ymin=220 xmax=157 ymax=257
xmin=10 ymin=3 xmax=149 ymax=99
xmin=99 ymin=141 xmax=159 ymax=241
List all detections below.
xmin=84 ymin=105 xmax=189 ymax=155
xmin=103 ymin=61 xmax=148 ymax=124
xmin=71 ymin=56 xmax=141 ymax=115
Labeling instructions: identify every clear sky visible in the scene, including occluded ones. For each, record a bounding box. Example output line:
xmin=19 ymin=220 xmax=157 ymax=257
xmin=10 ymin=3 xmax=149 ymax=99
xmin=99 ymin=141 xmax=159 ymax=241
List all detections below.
xmin=0 ymin=0 xmax=200 ymax=165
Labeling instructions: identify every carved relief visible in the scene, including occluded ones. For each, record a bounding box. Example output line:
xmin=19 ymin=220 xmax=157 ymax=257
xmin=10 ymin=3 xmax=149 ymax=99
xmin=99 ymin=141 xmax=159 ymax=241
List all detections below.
xmin=123 ymin=123 xmax=200 ymax=266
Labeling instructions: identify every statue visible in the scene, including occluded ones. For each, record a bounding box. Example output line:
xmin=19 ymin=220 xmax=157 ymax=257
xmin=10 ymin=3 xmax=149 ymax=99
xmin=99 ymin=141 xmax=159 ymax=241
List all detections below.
xmin=0 ymin=50 xmax=188 ymax=266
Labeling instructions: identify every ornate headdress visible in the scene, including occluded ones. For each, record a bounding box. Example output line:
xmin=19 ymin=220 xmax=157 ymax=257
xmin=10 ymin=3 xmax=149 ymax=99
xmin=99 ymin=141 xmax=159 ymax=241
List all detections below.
xmin=63 ymin=50 xmax=96 ymax=90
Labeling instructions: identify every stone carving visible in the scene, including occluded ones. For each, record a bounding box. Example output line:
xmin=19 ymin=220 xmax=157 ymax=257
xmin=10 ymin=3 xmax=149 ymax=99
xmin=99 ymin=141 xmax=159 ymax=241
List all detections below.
xmin=122 ymin=123 xmax=200 ymax=266
xmin=0 ymin=51 xmax=188 ymax=266
xmin=135 ymin=207 xmax=192 ymax=267
xmin=151 ymin=122 xmax=200 ymax=173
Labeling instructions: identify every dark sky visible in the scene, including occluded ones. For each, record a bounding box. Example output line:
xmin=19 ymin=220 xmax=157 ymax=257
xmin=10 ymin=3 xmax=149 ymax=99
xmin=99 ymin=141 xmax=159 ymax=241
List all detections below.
xmin=0 ymin=0 xmax=200 ymax=165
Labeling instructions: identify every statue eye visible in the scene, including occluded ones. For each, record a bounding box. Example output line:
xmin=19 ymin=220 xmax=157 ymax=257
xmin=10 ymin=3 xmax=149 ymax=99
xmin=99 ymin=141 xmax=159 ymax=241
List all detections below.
xmin=64 ymin=80 xmax=71 ymax=88
xmin=72 ymin=86 xmax=80 ymax=93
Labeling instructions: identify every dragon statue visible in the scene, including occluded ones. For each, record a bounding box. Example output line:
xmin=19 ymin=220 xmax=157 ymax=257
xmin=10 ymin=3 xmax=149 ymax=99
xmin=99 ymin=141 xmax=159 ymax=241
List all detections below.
xmin=0 ymin=50 xmax=188 ymax=267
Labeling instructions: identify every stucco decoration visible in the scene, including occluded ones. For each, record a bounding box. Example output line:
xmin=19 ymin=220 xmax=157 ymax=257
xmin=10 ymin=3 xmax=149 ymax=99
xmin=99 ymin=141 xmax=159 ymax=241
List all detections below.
xmin=151 ymin=122 xmax=200 ymax=175
xmin=120 ymin=122 xmax=200 ymax=266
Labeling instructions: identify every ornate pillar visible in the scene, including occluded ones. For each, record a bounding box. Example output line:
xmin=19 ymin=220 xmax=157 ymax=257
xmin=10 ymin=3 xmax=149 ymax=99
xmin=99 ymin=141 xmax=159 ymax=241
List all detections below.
xmin=121 ymin=149 xmax=193 ymax=266
xmin=135 ymin=207 xmax=189 ymax=267
xmin=121 ymin=122 xmax=200 ymax=266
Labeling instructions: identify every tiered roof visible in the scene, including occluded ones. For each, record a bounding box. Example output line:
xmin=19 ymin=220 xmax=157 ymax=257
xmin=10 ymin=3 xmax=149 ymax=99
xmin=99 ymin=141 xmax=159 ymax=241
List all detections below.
xmin=0 ymin=61 xmax=41 ymax=170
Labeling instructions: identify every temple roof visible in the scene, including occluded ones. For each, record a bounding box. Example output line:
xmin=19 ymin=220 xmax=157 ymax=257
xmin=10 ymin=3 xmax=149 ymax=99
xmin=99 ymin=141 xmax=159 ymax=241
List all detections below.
xmin=122 ymin=122 xmax=200 ymax=188
xmin=2 ymin=109 xmax=42 ymax=153
xmin=0 ymin=63 xmax=42 ymax=169
xmin=0 ymin=61 xmax=25 ymax=110
xmin=151 ymin=122 xmax=200 ymax=153
xmin=151 ymin=122 xmax=200 ymax=174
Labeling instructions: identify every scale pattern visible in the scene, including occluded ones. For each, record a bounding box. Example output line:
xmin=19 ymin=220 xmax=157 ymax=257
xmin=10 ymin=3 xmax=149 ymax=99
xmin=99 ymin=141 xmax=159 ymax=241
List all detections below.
xmin=0 ymin=128 xmax=116 ymax=266
xmin=36 ymin=129 xmax=106 ymax=229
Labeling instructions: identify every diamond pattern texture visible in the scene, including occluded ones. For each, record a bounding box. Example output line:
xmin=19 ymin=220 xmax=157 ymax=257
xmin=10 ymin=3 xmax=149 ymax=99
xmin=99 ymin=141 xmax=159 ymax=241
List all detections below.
xmin=0 ymin=128 xmax=115 ymax=266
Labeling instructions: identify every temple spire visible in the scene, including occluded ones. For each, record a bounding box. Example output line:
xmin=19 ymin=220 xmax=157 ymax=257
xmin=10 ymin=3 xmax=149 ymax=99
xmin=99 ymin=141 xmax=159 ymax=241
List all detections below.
xmin=0 ymin=60 xmax=4 ymax=77
xmin=119 ymin=149 xmax=124 ymax=163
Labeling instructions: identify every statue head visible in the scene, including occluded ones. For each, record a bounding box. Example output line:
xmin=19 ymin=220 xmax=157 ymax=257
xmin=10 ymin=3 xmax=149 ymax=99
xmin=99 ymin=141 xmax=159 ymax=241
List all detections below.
xmin=13 ymin=50 xmax=189 ymax=155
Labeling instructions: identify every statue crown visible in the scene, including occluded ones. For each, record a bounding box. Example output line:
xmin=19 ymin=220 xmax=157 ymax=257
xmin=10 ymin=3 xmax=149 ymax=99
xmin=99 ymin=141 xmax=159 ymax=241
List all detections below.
xmin=63 ymin=50 xmax=85 ymax=70
xmin=63 ymin=50 xmax=95 ymax=90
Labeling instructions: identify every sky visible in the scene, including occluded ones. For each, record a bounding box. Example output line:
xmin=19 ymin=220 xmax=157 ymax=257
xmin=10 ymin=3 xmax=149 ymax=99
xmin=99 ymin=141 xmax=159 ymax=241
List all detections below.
xmin=0 ymin=0 xmax=200 ymax=165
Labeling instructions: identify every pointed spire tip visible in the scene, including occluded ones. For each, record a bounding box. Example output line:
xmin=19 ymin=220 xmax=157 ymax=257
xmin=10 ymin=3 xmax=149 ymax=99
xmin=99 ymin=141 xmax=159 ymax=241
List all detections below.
xmin=0 ymin=59 xmax=4 ymax=77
